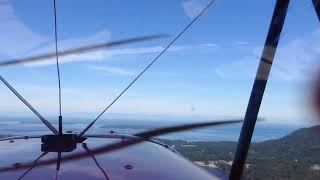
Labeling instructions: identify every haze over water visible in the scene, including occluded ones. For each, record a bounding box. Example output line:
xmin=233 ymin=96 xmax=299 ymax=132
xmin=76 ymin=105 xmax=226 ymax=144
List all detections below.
xmin=0 ymin=117 xmax=312 ymax=142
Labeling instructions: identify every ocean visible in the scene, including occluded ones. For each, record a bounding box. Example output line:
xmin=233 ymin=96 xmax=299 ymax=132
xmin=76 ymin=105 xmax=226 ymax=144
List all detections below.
xmin=0 ymin=117 xmax=312 ymax=142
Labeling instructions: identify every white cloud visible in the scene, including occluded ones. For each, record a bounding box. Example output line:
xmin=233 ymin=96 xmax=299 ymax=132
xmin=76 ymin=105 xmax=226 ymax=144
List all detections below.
xmin=89 ymin=64 xmax=188 ymax=80
xmin=89 ymin=65 xmax=136 ymax=76
xmin=0 ymin=0 xmax=48 ymax=56
xmin=214 ymin=56 xmax=258 ymax=79
xmin=25 ymin=43 xmax=220 ymax=67
xmin=182 ymin=0 xmax=205 ymax=19
xmin=212 ymin=30 xmax=320 ymax=122
xmin=0 ymin=78 xmax=311 ymax=121
xmin=0 ymin=84 xmax=194 ymax=118
xmin=214 ymin=29 xmax=320 ymax=82
xmin=23 ymin=30 xmax=111 ymax=66
xmin=231 ymin=41 xmax=249 ymax=46
xmin=0 ymin=0 xmax=112 ymax=66
xmin=0 ymin=1 xmax=220 ymax=67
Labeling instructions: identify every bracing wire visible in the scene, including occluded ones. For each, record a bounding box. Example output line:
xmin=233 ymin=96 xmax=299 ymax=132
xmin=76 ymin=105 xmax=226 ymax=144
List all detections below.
xmin=0 ymin=76 xmax=59 ymax=134
xmin=78 ymin=0 xmax=217 ymax=138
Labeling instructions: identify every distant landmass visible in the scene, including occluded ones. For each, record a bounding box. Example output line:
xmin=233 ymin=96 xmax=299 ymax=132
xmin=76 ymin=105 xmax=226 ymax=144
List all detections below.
xmin=0 ymin=117 xmax=304 ymax=142
xmin=159 ymin=125 xmax=320 ymax=180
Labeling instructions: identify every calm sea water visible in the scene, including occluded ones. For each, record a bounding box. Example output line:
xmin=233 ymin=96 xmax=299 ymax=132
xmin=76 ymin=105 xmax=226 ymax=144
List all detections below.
xmin=0 ymin=117 xmax=312 ymax=142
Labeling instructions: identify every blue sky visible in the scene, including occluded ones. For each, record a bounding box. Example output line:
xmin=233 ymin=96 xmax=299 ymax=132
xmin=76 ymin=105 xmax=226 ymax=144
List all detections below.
xmin=0 ymin=0 xmax=319 ymax=125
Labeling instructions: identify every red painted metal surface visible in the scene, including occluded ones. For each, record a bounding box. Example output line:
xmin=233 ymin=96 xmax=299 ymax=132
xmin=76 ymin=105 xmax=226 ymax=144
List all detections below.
xmin=0 ymin=136 xmax=220 ymax=180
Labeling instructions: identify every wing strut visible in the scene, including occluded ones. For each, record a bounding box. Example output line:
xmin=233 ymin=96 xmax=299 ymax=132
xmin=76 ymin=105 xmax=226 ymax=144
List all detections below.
xmin=312 ymin=0 xmax=320 ymax=21
xmin=229 ymin=0 xmax=290 ymax=179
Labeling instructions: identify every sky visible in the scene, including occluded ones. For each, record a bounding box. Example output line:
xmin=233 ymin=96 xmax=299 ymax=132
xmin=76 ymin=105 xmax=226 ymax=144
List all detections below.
xmin=0 ymin=0 xmax=319 ymax=125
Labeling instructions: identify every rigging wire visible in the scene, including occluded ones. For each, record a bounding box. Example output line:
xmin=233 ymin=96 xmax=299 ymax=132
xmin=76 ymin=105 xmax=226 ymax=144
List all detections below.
xmin=53 ymin=0 xmax=62 ymax=117
xmin=0 ymin=76 xmax=59 ymax=134
xmin=78 ymin=0 xmax=217 ymax=138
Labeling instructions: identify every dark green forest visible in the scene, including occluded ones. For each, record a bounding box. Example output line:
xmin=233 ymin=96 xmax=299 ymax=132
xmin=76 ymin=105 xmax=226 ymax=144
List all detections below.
xmin=160 ymin=125 xmax=320 ymax=180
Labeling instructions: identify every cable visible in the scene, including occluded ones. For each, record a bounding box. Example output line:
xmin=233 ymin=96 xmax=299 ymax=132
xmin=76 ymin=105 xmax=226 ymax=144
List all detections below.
xmin=0 ymin=75 xmax=59 ymax=134
xmin=78 ymin=0 xmax=217 ymax=138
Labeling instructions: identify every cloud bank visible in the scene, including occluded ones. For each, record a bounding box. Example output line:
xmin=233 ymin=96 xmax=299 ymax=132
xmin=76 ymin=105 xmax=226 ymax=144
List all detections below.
xmin=214 ymin=29 xmax=320 ymax=82
xmin=182 ymin=0 xmax=205 ymax=19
